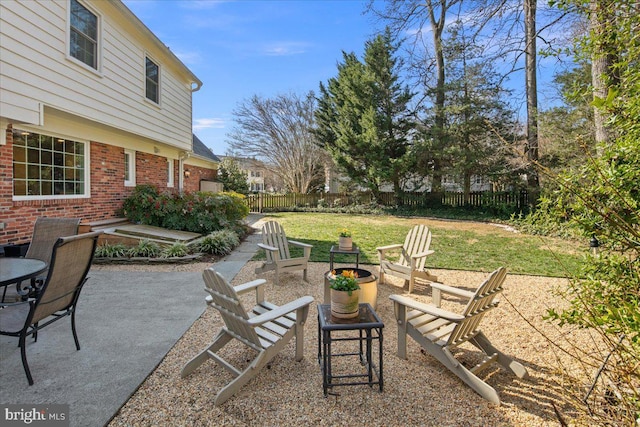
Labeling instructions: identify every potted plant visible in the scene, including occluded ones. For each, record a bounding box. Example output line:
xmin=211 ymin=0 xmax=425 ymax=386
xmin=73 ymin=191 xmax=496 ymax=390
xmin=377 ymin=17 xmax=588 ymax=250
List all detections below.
xmin=329 ymin=269 xmax=360 ymax=318
xmin=338 ymin=228 xmax=353 ymax=250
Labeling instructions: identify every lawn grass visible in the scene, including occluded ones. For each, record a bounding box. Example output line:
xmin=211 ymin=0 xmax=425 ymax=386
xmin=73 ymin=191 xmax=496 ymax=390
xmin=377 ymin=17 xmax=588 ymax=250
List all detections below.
xmin=252 ymin=212 xmax=586 ymax=277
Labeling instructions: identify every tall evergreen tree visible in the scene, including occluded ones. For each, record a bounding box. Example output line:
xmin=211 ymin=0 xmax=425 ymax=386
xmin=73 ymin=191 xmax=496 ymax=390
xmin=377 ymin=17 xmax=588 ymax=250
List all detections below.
xmin=442 ymin=23 xmax=519 ymax=199
xmin=539 ymin=62 xmax=595 ymax=177
xmin=217 ymin=157 xmax=249 ymax=195
xmin=314 ymin=30 xmax=414 ymax=204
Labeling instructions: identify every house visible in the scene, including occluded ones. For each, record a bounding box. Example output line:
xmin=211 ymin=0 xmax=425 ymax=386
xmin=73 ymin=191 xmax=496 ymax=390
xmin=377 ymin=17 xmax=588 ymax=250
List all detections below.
xmin=0 ymin=0 xmax=215 ymax=244
xmin=219 ymin=156 xmax=284 ymax=193
xmin=324 ymin=162 xmax=493 ymax=193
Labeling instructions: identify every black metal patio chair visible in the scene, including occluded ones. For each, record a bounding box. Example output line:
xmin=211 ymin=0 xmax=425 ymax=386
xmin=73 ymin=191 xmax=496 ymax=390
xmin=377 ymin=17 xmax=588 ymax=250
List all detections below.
xmin=0 ymin=231 xmax=101 ymax=385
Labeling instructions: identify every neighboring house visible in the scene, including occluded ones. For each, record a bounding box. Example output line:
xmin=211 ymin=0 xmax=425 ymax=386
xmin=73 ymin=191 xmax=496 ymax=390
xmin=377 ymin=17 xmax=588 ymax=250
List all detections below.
xmin=219 ymin=156 xmax=283 ymax=193
xmin=0 ymin=0 xmax=212 ymax=244
xmin=247 ymin=164 xmax=265 ymax=193
xmin=325 ymin=163 xmax=492 ymax=194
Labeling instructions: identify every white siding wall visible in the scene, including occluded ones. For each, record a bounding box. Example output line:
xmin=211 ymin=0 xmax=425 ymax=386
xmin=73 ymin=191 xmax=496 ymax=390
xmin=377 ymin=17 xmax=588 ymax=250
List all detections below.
xmin=0 ymin=0 xmax=194 ymax=151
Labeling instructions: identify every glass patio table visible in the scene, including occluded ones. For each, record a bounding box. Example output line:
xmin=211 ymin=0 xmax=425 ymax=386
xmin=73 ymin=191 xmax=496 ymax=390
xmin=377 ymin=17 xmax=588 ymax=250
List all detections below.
xmin=0 ymin=258 xmax=47 ymax=300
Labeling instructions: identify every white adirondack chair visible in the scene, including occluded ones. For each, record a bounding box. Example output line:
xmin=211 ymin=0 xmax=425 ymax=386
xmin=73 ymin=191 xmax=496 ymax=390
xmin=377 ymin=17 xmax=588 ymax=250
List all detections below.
xmin=255 ymin=220 xmax=312 ymax=285
xmin=377 ymin=224 xmax=438 ymax=293
xmin=389 ymin=267 xmax=528 ymax=404
xmin=181 ymin=267 xmax=313 ymax=405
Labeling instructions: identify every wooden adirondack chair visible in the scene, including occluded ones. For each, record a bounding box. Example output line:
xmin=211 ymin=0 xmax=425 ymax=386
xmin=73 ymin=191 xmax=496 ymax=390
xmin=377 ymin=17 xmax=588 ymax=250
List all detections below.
xmin=255 ymin=220 xmax=312 ymax=285
xmin=389 ymin=267 xmax=528 ymax=404
xmin=377 ymin=224 xmax=438 ymax=293
xmin=181 ymin=267 xmax=314 ymax=405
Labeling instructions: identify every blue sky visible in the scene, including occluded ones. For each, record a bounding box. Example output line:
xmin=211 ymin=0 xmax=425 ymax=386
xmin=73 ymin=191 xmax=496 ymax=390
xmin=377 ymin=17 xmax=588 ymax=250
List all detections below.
xmin=123 ymin=1 xmax=566 ymax=157
xmin=123 ymin=0 xmax=376 ymax=156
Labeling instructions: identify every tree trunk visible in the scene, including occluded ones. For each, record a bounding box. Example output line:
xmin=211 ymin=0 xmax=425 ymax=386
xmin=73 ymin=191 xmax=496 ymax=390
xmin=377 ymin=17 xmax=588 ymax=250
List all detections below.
xmin=463 ymin=172 xmax=471 ymax=205
xmin=524 ymin=0 xmax=540 ymax=201
xmin=393 ymin=177 xmax=403 ymax=206
xmin=429 ymin=1 xmax=446 ymax=194
xmin=590 ymin=0 xmax=616 ymax=148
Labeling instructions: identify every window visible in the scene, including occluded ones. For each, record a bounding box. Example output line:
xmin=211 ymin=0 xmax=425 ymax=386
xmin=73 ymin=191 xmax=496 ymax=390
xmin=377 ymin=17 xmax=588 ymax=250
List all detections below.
xmin=124 ymin=149 xmax=136 ymax=187
xmin=145 ymin=57 xmax=159 ymax=103
xmin=69 ymin=0 xmax=98 ymax=69
xmin=167 ymin=159 xmax=174 ymax=187
xmin=12 ymin=129 xmax=87 ymax=198
xmin=250 ymin=182 xmax=264 ymax=192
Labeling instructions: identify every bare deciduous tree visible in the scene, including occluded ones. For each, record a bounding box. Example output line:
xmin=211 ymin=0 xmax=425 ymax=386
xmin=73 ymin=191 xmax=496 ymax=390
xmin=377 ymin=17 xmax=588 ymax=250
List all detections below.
xmin=226 ymin=92 xmax=328 ymax=193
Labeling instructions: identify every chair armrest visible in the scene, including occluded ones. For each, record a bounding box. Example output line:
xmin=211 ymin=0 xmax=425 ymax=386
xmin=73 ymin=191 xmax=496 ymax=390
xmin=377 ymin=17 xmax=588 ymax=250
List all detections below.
xmin=257 ymin=243 xmax=278 ymax=253
xmin=431 ymin=282 xmax=474 ymax=299
xmin=289 ymin=240 xmax=312 ymax=249
xmin=389 ymin=294 xmax=464 ymax=322
xmin=248 ymin=296 xmax=314 ymax=326
xmin=234 ymin=279 xmax=267 ymax=295
xmin=377 ymin=243 xmax=403 ymax=252
xmin=205 ymin=279 xmax=267 ymax=305
xmin=430 ymin=282 xmax=475 ymax=307
xmin=411 ymin=249 xmax=435 ymax=259
xmin=289 ymin=240 xmax=312 ymax=258
xmin=377 ymin=243 xmax=403 ymax=261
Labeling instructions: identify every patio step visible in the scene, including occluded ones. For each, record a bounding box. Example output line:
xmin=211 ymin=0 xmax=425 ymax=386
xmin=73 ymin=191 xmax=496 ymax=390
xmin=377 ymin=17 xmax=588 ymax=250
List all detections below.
xmin=79 ymin=218 xmax=131 ymax=233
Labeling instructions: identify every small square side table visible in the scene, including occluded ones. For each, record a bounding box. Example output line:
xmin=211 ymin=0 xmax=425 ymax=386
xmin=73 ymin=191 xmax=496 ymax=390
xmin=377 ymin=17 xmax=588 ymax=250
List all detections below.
xmin=329 ymin=245 xmax=360 ymax=270
xmin=317 ymin=303 xmax=384 ymax=396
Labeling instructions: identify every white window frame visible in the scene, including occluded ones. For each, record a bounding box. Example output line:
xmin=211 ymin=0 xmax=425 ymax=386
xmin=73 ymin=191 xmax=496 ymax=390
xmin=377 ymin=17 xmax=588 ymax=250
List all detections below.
xmin=124 ymin=149 xmax=136 ymax=187
xmin=145 ymin=55 xmax=160 ymax=104
xmin=67 ymin=0 xmax=102 ymax=74
xmin=167 ymin=158 xmax=174 ymax=188
xmin=12 ymin=128 xmax=90 ymax=201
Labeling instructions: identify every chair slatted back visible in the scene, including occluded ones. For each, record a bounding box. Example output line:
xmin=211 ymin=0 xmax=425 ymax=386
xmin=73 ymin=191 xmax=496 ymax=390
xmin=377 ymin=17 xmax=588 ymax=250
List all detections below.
xmin=32 ymin=232 xmax=100 ymax=324
xmin=447 ymin=267 xmax=506 ymax=347
xmin=400 ymin=224 xmax=432 ymax=271
xmin=261 ymin=221 xmax=290 ymax=262
xmin=203 ymin=269 xmax=263 ymax=350
xmin=25 ymin=217 xmax=81 ymax=265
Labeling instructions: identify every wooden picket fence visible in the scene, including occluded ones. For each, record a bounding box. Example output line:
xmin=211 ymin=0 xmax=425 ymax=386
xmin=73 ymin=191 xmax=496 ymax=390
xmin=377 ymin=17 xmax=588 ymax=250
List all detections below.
xmin=245 ymin=190 xmax=529 ymax=213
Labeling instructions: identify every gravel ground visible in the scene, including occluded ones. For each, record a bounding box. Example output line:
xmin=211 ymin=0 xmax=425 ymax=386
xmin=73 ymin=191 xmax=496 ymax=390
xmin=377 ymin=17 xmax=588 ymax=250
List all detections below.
xmin=103 ymin=261 xmax=601 ymax=427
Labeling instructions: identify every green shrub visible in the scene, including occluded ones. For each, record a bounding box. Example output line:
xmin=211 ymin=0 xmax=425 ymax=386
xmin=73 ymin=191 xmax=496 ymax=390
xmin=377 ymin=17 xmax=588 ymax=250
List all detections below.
xmin=120 ymin=186 xmax=249 ymax=235
xmin=94 ymin=243 xmax=128 ymax=258
xmin=162 ymin=242 xmax=189 ymax=258
xmin=121 ymin=185 xmax=164 ymax=226
xmin=127 ymin=239 xmax=162 ymax=258
xmin=198 ymin=230 xmax=240 ymax=255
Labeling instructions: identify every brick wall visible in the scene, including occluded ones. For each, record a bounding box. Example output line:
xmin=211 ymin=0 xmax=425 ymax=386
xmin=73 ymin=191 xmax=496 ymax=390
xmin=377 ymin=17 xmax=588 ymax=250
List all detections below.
xmin=183 ymin=165 xmax=217 ymax=193
xmin=0 ymin=125 xmax=214 ymax=244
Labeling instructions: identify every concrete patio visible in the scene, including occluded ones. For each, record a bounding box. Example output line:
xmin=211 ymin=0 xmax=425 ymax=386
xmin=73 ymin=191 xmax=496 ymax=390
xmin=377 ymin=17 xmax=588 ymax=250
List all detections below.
xmin=0 ymin=216 xmax=264 ymax=427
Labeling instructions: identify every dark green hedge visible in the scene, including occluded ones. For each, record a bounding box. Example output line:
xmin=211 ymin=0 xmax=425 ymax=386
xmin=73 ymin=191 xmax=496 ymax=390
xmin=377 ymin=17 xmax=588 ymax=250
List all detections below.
xmin=121 ymin=185 xmax=249 ymax=235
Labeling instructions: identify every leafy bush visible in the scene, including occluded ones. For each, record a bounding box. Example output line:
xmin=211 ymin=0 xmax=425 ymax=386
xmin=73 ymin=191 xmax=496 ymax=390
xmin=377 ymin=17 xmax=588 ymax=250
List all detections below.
xmin=162 ymin=242 xmax=189 ymax=258
xmin=94 ymin=243 xmax=128 ymax=258
xmin=121 ymin=185 xmax=163 ymax=226
xmin=127 ymin=240 xmax=162 ymax=258
xmin=509 ymin=196 xmax=582 ymax=239
xmin=120 ymin=186 xmax=249 ymax=235
xmin=198 ymin=230 xmax=240 ymax=256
